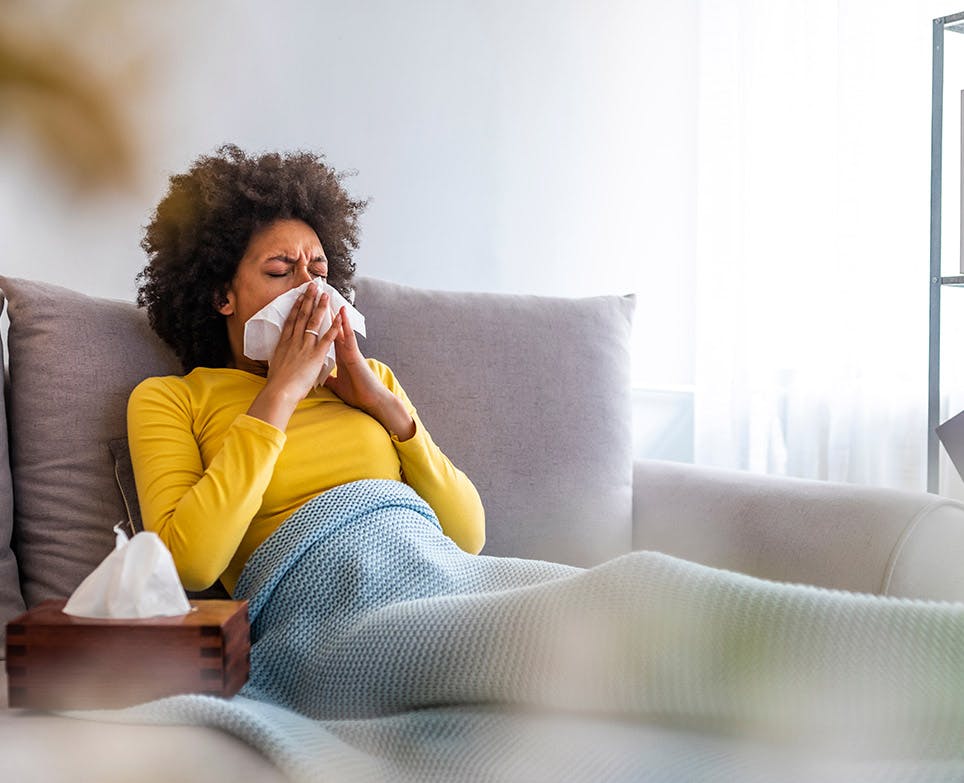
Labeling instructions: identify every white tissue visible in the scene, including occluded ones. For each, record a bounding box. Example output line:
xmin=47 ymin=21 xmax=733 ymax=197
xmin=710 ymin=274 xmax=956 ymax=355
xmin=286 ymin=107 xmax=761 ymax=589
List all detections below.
xmin=243 ymin=279 xmax=366 ymax=387
xmin=62 ymin=523 xmax=192 ymax=619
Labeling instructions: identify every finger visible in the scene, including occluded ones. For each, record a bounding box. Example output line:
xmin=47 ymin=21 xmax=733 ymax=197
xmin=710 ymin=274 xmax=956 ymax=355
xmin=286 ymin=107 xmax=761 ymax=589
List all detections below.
xmin=330 ymin=307 xmax=343 ymax=339
xmin=338 ymin=307 xmax=359 ymax=350
xmin=301 ymin=301 xmax=333 ymax=353
xmin=312 ymin=311 xmax=342 ymax=354
xmin=293 ymin=286 xmax=324 ymax=334
xmin=281 ymin=292 xmax=306 ymax=340
xmin=333 ymin=308 xmax=346 ymax=343
xmin=283 ymin=284 xmax=316 ymax=337
xmin=302 ymin=291 xmax=329 ymax=338
xmin=298 ymin=283 xmax=320 ymax=319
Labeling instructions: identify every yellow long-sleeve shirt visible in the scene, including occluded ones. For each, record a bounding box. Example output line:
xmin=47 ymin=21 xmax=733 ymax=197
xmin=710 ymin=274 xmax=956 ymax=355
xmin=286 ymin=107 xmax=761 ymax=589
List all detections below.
xmin=127 ymin=359 xmax=485 ymax=594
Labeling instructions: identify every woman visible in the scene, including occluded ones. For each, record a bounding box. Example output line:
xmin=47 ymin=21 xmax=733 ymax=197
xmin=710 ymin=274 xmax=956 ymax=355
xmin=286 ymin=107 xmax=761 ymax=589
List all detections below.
xmin=129 ymin=144 xmax=485 ymax=595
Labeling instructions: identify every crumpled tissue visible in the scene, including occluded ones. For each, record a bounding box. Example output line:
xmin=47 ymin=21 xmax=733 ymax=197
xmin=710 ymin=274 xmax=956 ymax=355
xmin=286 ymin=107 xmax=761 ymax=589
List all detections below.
xmin=243 ymin=279 xmax=366 ymax=387
xmin=62 ymin=523 xmax=192 ymax=618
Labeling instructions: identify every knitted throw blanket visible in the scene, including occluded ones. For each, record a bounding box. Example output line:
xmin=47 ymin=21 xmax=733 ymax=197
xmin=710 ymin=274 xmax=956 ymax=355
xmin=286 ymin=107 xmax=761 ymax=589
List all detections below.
xmin=75 ymin=480 xmax=964 ymax=781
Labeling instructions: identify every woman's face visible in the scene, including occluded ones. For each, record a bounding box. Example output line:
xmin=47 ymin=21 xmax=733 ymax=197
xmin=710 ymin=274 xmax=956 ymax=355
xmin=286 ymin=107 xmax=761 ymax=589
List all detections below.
xmin=218 ymin=217 xmax=329 ymax=369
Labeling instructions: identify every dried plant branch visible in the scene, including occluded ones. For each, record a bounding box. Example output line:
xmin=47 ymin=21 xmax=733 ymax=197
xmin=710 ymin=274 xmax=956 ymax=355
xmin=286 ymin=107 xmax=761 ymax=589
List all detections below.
xmin=0 ymin=13 xmax=140 ymax=192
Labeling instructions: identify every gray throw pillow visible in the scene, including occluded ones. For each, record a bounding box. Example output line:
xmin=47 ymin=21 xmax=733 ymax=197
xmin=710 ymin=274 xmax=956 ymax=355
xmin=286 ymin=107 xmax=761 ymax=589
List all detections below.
xmin=353 ymin=278 xmax=636 ymax=566
xmin=0 ymin=296 xmax=27 ymax=656
xmin=1 ymin=277 xmax=181 ymax=608
xmin=108 ymin=437 xmax=141 ymax=540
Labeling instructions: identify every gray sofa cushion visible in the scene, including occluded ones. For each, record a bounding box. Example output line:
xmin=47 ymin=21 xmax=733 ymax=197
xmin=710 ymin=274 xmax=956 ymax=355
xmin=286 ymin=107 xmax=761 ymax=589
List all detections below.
xmin=1 ymin=277 xmax=181 ymax=608
xmin=0 ymin=295 xmax=26 ymax=656
xmin=1 ymin=275 xmax=635 ymax=611
xmin=354 ymin=278 xmax=635 ymax=566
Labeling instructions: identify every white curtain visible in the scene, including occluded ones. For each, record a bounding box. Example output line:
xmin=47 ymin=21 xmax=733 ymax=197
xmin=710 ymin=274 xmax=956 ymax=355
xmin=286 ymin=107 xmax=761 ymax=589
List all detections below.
xmin=694 ymin=0 xmax=935 ymax=490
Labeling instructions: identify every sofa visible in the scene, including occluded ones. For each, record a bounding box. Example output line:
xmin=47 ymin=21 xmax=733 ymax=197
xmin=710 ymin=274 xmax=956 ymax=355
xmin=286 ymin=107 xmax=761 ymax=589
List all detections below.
xmin=1 ymin=275 xmax=962 ymax=782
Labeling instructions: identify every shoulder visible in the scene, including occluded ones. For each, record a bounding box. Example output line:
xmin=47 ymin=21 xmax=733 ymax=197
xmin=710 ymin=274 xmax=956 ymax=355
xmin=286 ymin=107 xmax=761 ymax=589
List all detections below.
xmin=130 ymin=373 xmax=188 ymax=401
xmin=128 ymin=373 xmax=192 ymax=417
xmin=128 ymin=368 xmax=241 ymax=426
xmin=128 ymin=367 xmax=232 ymax=412
xmin=130 ymin=368 xmax=252 ymax=400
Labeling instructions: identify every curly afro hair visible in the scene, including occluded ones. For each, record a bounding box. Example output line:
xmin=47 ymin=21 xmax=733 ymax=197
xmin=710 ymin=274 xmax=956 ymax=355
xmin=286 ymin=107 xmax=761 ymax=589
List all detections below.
xmin=137 ymin=144 xmax=367 ymax=372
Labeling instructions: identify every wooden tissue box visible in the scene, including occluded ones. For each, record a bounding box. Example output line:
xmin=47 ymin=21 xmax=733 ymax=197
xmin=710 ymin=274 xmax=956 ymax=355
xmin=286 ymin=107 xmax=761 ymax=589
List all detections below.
xmin=5 ymin=599 xmax=250 ymax=710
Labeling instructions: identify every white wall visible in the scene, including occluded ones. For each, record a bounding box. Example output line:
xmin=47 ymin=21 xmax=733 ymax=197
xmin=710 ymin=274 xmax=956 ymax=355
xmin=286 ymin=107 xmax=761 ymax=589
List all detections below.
xmin=7 ymin=2 xmax=962 ymax=472
xmin=0 ymin=0 xmax=698 ymax=391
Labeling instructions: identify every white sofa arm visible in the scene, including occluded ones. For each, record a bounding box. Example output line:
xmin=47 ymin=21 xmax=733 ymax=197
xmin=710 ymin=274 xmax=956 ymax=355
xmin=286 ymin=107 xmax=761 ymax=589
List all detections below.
xmin=632 ymin=459 xmax=964 ymax=602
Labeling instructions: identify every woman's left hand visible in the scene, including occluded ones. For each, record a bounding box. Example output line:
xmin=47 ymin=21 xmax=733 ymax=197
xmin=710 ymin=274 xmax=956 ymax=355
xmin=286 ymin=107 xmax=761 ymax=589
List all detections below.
xmin=324 ymin=307 xmax=416 ymax=439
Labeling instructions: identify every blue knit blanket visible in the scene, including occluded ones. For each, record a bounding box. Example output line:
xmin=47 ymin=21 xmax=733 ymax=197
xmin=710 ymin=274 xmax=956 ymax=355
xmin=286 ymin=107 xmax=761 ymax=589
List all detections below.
xmin=72 ymin=480 xmax=964 ymax=781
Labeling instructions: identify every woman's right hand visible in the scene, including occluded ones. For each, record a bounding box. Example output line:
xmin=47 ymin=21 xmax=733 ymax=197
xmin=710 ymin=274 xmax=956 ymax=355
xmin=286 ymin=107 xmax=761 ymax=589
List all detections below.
xmin=246 ymin=282 xmax=340 ymax=430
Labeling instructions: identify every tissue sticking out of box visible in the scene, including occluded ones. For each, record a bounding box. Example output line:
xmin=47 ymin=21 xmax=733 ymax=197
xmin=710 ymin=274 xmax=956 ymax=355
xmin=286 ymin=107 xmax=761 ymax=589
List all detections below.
xmin=243 ymin=279 xmax=366 ymax=388
xmin=62 ymin=523 xmax=192 ymax=618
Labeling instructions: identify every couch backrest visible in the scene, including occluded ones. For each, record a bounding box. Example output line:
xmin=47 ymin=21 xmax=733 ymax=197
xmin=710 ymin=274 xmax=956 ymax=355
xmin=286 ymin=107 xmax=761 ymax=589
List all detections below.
xmin=0 ymin=276 xmax=635 ymax=648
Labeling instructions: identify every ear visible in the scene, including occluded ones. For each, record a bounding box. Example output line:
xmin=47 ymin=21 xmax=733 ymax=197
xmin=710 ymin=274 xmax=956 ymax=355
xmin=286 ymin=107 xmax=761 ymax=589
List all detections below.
xmin=215 ymin=286 xmax=235 ymax=316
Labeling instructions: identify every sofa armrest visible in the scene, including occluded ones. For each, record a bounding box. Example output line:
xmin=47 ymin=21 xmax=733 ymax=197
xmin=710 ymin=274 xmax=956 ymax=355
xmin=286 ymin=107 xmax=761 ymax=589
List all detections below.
xmin=632 ymin=459 xmax=964 ymax=602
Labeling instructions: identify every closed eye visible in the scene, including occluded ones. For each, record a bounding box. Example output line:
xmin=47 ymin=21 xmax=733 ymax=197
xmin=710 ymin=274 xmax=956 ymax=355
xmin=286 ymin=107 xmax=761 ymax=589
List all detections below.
xmin=265 ymin=255 xmax=327 ymax=279
xmin=266 ymin=270 xmax=327 ymax=279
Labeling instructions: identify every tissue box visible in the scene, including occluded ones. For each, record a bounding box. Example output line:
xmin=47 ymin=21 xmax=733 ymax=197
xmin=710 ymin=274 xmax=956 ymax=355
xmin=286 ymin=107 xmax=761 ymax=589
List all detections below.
xmin=5 ymin=599 xmax=249 ymax=710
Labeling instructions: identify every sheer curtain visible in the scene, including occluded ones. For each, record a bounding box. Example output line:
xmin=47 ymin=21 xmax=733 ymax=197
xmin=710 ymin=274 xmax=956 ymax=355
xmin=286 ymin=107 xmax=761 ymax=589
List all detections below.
xmin=694 ymin=0 xmax=934 ymax=491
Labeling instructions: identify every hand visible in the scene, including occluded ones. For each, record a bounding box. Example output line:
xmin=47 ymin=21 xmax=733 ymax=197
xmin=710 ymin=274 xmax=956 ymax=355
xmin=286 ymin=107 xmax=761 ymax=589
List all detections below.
xmin=247 ymin=282 xmax=340 ymax=430
xmin=323 ymin=306 xmax=389 ymax=414
xmin=325 ymin=307 xmax=416 ymax=439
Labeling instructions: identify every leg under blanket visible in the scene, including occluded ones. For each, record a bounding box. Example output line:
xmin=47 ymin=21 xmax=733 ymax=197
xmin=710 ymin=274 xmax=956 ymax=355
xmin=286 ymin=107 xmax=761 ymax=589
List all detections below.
xmin=68 ymin=480 xmax=964 ymax=780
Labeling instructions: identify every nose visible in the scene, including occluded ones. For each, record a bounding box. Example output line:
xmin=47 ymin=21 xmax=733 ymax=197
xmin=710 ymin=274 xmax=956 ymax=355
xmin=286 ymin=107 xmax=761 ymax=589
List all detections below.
xmin=292 ymin=261 xmax=313 ymax=286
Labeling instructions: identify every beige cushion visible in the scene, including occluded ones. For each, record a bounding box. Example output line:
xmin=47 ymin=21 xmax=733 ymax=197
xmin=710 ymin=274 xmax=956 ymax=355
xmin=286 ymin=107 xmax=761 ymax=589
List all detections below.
xmin=0 ymin=275 xmax=635 ymax=612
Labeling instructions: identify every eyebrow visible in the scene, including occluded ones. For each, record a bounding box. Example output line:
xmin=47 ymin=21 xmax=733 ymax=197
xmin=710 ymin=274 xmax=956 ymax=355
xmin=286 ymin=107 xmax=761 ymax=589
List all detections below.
xmin=265 ymin=255 xmax=327 ymax=264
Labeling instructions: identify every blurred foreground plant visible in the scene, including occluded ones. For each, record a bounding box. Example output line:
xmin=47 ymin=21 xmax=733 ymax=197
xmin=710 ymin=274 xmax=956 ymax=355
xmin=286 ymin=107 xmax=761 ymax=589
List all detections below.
xmin=0 ymin=0 xmax=147 ymax=193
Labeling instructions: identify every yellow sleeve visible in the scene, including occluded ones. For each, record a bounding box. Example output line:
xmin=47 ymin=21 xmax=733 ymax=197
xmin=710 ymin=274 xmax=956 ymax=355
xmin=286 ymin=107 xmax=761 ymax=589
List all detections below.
xmin=127 ymin=377 xmax=286 ymax=591
xmin=371 ymin=360 xmax=486 ymax=554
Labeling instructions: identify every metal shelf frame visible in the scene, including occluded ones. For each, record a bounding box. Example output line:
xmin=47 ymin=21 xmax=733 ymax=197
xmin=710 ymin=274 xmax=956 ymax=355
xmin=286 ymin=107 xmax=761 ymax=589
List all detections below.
xmin=928 ymin=12 xmax=964 ymax=493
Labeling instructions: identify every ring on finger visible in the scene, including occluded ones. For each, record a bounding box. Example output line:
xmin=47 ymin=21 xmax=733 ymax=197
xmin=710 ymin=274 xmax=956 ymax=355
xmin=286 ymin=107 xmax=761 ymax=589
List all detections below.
xmin=305 ymin=329 xmax=321 ymax=337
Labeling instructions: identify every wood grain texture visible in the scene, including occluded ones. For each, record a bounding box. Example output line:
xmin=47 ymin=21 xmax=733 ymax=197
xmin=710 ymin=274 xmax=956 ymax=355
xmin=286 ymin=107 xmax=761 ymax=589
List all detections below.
xmin=4 ymin=599 xmax=249 ymax=709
